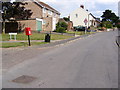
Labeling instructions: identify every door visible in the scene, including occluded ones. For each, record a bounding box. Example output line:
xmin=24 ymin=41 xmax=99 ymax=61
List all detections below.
xmin=36 ymin=20 xmax=42 ymax=32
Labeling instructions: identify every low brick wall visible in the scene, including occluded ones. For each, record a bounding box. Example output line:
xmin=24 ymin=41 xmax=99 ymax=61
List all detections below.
xmin=17 ymin=20 xmax=37 ymax=32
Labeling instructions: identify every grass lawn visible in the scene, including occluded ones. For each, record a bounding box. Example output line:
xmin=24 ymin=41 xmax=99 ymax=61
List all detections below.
xmin=2 ymin=33 xmax=73 ymax=41
xmin=1 ymin=33 xmax=73 ymax=48
xmin=1 ymin=31 xmax=96 ymax=48
xmin=1 ymin=42 xmax=48 ymax=48
xmin=66 ymin=31 xmax=96 ymax=35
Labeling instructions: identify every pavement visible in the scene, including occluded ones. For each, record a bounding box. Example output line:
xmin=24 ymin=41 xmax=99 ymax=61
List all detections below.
xmin=2 ymin=30 xmax=119 ymax=88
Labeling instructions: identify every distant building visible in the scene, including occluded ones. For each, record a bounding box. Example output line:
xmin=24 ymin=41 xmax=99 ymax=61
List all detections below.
xmin=118 ymin=1 xmax=120 ymax=18
xmin=69 ymin=5 xmax=101 ymax=28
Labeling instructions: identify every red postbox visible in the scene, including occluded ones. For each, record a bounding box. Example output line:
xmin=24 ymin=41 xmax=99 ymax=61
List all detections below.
xmin=25 ymin=27 xmax=32 ymax=35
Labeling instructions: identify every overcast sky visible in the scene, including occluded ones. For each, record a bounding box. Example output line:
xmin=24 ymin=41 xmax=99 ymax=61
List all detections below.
xmin=40 ymin=0 xmax=120 ymax=18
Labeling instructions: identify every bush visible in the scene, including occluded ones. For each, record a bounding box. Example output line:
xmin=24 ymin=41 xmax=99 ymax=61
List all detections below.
xmin=100 ymin=21 xmax=113 ymax=29
xmin=56 ymin=22 xmax=68 ymax=33
xmin=117 ymin=24 xmax=120 ymax=28
xmin=56 ymin=27 xmax=66 ymax=33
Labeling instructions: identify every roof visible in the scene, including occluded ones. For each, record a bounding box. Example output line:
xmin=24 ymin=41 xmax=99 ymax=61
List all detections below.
xmin=33 ymin=0 xmax=60 ymax=15
xmin=90 ymin=13 xmax=101 ymax=23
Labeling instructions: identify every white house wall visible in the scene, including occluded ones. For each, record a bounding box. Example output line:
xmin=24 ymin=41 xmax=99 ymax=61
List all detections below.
xmin=88 ymin=14 xmax=96 ymax=27
xmin=70 ymin=8 xmax=89 ymax=27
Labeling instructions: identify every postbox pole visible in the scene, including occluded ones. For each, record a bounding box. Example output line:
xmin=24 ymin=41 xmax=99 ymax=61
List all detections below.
xmin=28 ymin=35 xmax=31 ymax=46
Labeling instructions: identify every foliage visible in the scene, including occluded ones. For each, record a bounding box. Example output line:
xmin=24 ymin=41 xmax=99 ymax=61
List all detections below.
xmin=100 ymin=21 xmax=113 ymax=29
xmin=63 ymin=17 xmax=70 ymax=21
xmin=116 ymin=23 xmax=120 ymax=28
xmin=2 ymin=2 xmax=33 ymax=21
xmin=56 ymin=22 xmax=68 ymax=33
xmin=56 ymin=27 xmax=66 ymax=33
xmin=101 ymin=10 xmax=119 ymax=25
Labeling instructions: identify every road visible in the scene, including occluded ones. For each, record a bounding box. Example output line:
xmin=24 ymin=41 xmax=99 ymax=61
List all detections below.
xmin=2 ymin=31 xmax=118 ymax=88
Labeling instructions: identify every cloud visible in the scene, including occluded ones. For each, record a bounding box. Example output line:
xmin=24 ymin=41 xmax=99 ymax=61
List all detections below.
xmin=40 ymin=0 xmax=119 ymax=18
xmin=95 ymin=0 xmax=119 ymax=4
xmin=91 ymin=10 xmax=104 ymax=18
xmin=40 ymin=0 xmax=57 ymax=3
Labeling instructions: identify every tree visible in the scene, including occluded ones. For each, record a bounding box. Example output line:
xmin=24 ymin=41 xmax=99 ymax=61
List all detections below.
xmin=116 ymin=20 xmax=120 ymax=29
xmin=101 ymin=10 xmax=119 ymax=25
xmin=2 ymin=2 xmax=33 ymax=20
xmin=2 ymin=1 xmax=33 ymax=33
xmin=63 ymin=17 xmax=70 ymax=22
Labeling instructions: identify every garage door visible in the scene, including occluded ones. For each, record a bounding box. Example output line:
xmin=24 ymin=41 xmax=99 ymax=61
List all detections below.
xmin=36 ymin=20 xmax=42 ymax=31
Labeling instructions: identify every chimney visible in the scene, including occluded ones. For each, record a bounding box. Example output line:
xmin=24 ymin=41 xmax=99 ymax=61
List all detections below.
xmin=80 ymin=5 xmax=84 ymax=9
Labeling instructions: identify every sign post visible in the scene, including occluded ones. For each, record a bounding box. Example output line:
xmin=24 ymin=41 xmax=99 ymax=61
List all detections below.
xmin=84 ymin=18 xmax=88 ymax=34
xmin=25 ymin=27 xmax=32 ymax=46
xmin=28 ymin=35 xmax=31 ymax=46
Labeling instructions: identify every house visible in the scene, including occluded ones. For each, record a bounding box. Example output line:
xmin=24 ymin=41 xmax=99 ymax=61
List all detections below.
xmin=89 ymin=13 xmax=101 ymax=28
xmin=5 ymin=0 xmax=60 ymax=33
xmin=69 ymin=5 xmax=101 ymax=29
xmin=20 ymin=0 xmax=60 ymax=32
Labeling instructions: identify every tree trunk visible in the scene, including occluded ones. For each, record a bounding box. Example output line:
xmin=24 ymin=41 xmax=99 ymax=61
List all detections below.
xmin=2 ymin=20 xmax=5 ymax=34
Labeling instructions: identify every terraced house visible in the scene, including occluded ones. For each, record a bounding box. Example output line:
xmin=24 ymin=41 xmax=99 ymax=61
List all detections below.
xmin=5 ymin=0 xmax=60 ymax=33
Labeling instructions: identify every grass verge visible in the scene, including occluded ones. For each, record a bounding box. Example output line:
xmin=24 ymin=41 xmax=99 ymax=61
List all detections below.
xmin=66 ymin=31 xmax=96 ymax=35
xmin=2 ymin=33 xmax=73 ymax=41
xmin=1 ymin=42 xmax=48 ymax=48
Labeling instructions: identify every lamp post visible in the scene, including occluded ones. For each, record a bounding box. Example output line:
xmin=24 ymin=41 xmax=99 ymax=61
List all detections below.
xmin=84 ymin=18 xmax=88 ymax=34
xmin=88 ymin=13 xmax=90 ymax=33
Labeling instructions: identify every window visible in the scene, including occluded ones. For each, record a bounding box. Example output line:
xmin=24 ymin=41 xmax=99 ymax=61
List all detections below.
xmin=48 ymin=10 xmax=52 ymax=15
xmin=43 ymin=8 xmax=46 ymax=13
xmin=75 ymin=14 xmax=78 ymax=18
xmin=54 ymin=13 xmax=56 ymax=17
xmin=54 ymin=13 xmax=57 ymax=17
xmin=43 ymin=20 xmax=46 ymax=25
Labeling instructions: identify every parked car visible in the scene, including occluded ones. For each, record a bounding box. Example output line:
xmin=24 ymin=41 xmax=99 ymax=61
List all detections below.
xmin=74 ymin=26 xmax=85 ymax=31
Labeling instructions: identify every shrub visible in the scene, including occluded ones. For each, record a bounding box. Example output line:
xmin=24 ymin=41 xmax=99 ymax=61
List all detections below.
xmin=117 ymin=24 xmax=120 ymax=28
xmin=56 ymin=22 xmax=68 ymax=33
xmin=56 ymin=27 xmax=66 ymax=33
xmin=100 ymin=21 xmax=113 ymax=29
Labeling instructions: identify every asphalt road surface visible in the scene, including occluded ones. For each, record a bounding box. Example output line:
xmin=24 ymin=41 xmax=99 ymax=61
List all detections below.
xmin=2 ymin=31 xmax=118 ymax=88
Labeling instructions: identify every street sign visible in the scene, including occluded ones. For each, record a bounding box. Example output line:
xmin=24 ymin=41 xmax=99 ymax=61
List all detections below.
xmin=84 ymin=18 xmax=88 ymax=25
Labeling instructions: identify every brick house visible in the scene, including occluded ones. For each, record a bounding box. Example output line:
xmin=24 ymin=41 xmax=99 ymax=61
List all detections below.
xmin=6 ymin=0 xmax=60 ymax=33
